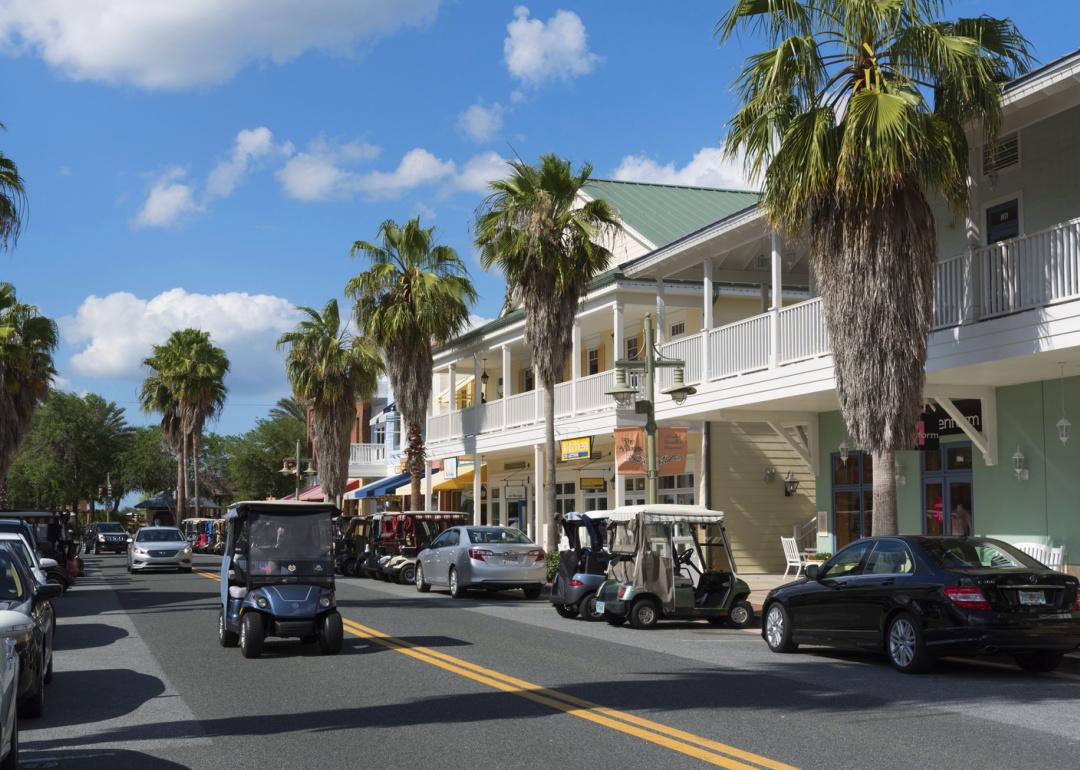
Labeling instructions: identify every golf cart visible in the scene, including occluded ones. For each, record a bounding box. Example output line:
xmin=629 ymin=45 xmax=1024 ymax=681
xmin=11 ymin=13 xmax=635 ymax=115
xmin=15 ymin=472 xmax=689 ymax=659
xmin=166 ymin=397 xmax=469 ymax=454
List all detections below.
xmin=218 ymin=501 xmax=343 ymax=659
xmin=335 ymin=514 xmax=387 ymax=577
xmin=380 ymin=512 xmax=470 ymax=583
xmin=549 ymin=511 xmax=611 ymax=621
xmin=594 ymin=505 xmax=753 ymax=630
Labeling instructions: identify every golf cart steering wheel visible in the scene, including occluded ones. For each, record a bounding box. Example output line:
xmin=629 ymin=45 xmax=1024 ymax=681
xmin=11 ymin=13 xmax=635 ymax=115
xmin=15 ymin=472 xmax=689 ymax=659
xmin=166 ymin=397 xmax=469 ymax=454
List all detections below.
xmin=676 ymin=549 xmax=694 ymax=566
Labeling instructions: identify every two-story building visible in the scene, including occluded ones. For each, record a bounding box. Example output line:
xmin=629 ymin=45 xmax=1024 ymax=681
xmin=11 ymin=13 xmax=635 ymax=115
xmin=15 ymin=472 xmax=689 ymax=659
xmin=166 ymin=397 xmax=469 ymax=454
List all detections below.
xmin=417 ymin=48 xmax=1080 ymax=576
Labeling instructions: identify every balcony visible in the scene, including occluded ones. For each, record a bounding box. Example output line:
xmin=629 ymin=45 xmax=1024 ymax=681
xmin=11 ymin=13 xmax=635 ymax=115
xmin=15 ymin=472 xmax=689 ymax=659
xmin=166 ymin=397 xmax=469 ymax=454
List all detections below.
xmin=348 ymin=443 xmax=388 ymax=478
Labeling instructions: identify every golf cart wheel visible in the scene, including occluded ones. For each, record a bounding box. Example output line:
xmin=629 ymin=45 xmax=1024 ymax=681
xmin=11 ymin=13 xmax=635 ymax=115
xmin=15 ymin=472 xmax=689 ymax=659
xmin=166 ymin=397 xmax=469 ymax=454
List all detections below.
xmin=729 ymin=600 xmax=754 ymax=629
xmin=448 ymin=568 xmax=466 ymax=599
xmin=554 ymin=604 xmax=577 ymax=619
xmin=887 ymin=612 xmax=931 ymax=674
xmin=218 ymin=609 xmax=239 ymax=648
xmin=399 ymin=564 xmax=416 ymax=585
xmin=578 ymin=595 xmax=603 ymax=622
xmin=318 ymin=612 xmax=343 ymax=655
xmin=1 ymin=715 xmax=17 ymax=770
xmin=415 ymin=564 xmax=431 ymax=593
xmin=1015 ymin=651 xmax=1064 ymax=673
xmin=522 ymin=585 xmax=542 ymax=600
xmin=604 ymin=614 xmax=626 ymax=627
xmin=629 ymin=598 xmax=660 ymax=629
xmin=239 ymin=612 xmax=265 ymax=659
xmin=763 ymin=603 xmax=798 ymax=653
xmin=340 ymin=558 xmax=355 ymax=577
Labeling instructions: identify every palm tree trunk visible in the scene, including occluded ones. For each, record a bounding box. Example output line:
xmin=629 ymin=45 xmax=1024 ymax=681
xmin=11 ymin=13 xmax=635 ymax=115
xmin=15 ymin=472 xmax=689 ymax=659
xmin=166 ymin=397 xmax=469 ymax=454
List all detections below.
xmin=193 ymin=433 xmax=201 ymax=518
xmin=543 ymin=383 xmax=556 ymax=552
xmin=175 ymin=449 xmax=184 ymax=527
xmin=407 ymin=420 xmax=424 ymax=512
xmin=179 ymin=434 xmax=189 ymax=524
xmin=871 ymin=449 xmax=898 ymax=535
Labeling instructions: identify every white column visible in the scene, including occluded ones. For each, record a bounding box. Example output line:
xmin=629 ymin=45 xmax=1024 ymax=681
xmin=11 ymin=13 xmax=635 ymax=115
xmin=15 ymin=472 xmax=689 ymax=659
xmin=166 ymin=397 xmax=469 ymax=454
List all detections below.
xmin=612 ymin=302 xmax=624 ymax=362
xmin=501 ymin=344 xmax=511 ymax=426
xmin=424 ymin=458 xmax=433 ymax=511
xmin=448 ymin=364 xmax=457 ymax=413
xmin=702 ymin=260 xmax=714 ymax=379
xmin=473 ymin=355 xmax=482 ymax=407
xmin=614 ymin=466 xmax=626 ymax=507
xmin=533 ymin=365 xmax=541 ymax=421
xmin=769 ymin=231 xmax=782 ymax=368
xmin=698 ymin=421 xmax=709 ymax=508
xmin=533 ymin=444 xmax=544 ymax=541
xmin=571 ymin=320 xmax=581 ymax=414
xmin=656 ymin=278 xmax=666 ymax=345
xmin=398 ymin=415 xmax=406 ymax=454
xmin=962 ymin=165 xmax=983 ymax=325
xmin=472 ymin=452 xmax=482 ymax=525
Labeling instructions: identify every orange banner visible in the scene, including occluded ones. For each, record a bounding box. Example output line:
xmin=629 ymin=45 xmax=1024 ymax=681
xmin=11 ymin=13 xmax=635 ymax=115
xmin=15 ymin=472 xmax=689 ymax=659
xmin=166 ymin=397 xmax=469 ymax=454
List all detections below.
xmin=657 ymin=427 xmax=688 ymax=476
xmin=614 ymin=427 xmax=646 ymax=475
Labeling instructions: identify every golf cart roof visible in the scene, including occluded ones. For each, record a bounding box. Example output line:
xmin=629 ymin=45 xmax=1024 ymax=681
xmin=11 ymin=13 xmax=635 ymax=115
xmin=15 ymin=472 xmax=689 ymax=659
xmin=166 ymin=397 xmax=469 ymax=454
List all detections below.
xmin=388 ymin=511 xmax=469 ymax=519
xmin=561 ymin=511 xmax=611 ymax=522
xmin=608 ymin=505 xmax=725 ymax=525
xmin=226 ymin=501 xmax=339 ymax=520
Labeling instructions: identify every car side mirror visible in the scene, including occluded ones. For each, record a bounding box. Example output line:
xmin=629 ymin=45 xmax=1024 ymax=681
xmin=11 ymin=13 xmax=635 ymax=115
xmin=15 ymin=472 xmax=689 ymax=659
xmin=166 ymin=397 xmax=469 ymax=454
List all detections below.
xmin=36 ymin=582 xmax=63 ymax=601
xmin=805 ymin=564 xmax=821 ymax=581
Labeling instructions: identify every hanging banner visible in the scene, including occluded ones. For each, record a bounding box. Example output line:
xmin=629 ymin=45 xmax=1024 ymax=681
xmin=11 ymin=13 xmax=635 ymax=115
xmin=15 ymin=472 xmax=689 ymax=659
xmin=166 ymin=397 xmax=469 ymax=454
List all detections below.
xmin=915 ymin=399 xmax=983 ymax=451
xmin=580 ymin=476 xmax=607 ymax=491
xmin=614 ymin=427 xmax=646 ymax=475
xmin=560 ymin=436 xmax=592 ymax=462
xmin=658 ymin=427 xmax=688 ymax=476
xmin=443 ymin=458 xmax=458 ymax=480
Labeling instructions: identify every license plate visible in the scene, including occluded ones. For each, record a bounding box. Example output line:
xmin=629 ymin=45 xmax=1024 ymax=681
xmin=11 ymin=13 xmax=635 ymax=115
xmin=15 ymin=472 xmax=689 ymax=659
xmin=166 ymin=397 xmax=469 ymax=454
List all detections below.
xmin=594 ymin=601 xmax=605 ymax=614
xmin=501 ymin=554 xmax=517 ymax=563
xmin=1018 ymin=590 xmax=1046 ymax=606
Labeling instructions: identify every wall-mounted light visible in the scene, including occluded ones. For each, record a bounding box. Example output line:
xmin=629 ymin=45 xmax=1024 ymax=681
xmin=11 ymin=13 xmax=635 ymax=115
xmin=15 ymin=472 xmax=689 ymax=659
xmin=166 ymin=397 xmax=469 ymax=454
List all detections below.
xmin=894 ymin=459 xmax=906 ymax=487
xmin=1011 ymin=446 xmax=1029 ymax=481
xmin=783 ymin=472 xmax=800 ymax=497
xmin=480 ymin=358 xmax=490 ymax=386
xmin=1057 ymin=362 xmax=1071 ymax=446
xmin=764 ymin=467 xmax=776 ymax=483
xmin=838 ymin=442 xmax=850 ymax=465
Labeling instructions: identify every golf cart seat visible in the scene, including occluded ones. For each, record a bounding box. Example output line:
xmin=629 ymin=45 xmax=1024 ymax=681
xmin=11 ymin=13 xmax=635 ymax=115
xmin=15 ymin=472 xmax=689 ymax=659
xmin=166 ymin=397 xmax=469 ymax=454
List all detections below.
xmin=695 ymin=571 xmax=732 ymax=608
xmin=673 ymin=574 xmax=695 ymax=589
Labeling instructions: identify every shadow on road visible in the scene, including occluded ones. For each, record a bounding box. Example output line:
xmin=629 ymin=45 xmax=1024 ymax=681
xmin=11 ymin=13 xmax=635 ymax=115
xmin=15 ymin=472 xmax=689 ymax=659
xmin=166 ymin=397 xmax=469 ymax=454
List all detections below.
xmin=52 ymin=623 xmax=128 ymax=652
xmin=20 ymin=747 xmax=192 ymax=769
xmin=29 ymin=668 xmax=166 ymax=728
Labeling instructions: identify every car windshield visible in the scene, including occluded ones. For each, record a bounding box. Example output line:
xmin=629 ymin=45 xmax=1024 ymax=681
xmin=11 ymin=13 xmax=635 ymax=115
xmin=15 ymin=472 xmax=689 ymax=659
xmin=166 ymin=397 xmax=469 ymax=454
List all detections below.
xmin=0 ymin=549 xmax=26 ymax=601
xmin=920 ymin=538 xmax=1040 ymax=569
xmin=247 ymin=513 xmax=333 ymax=577
xmin=137 ymin=529 xmax=184 ymax=543
xmin=466 ymin=527 xmax=531 ymax=545
xmin=97 ymin=523 xmax=125 ymax=533
xmin=5 ymin=539 xmax=34 ymax=570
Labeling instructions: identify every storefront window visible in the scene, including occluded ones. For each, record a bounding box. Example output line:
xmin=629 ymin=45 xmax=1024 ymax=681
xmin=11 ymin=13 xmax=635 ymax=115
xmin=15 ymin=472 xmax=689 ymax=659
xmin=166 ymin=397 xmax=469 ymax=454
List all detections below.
xmin=489 ymin=488 xmax=500 ymax=526
xmin=832 ymin=451 xmax=872 ymax=549
xmin=555 ymin=482 xmax=576 ymax=516
xmin=922 ymin=442 xmax=973 ymax=536
xmin=624 ymin=474 xmax=695 ymax=506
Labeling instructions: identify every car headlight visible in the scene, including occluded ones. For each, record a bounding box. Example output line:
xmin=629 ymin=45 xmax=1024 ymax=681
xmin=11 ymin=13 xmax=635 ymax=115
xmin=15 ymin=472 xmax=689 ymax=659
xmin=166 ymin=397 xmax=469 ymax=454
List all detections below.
xmin=133 ymin=547 xmax=147 ymax=556
xmin=255 ymin=596 xmax=269 ymax=609
xmin=97 ymin=535 xmax=105 ymax=541
xmin=183 ymin=546 xmax=192 ymax=554
xmin=319 ymin=596 xmax=331 ymax=608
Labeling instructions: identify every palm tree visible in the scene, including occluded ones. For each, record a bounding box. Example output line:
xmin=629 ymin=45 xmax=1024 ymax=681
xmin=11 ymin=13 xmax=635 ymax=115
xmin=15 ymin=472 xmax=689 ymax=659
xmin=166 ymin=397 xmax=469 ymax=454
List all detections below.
xmin=719 ymin=0 xmax=1029 ymax=533
xmin=278 ymin=300 xmax=382 ymax=503
xmin=138 ymin=371 xmax=183 ymax=519
xmin=0 ymin=131 xmax=27 ymax=252
xmin=180 ymin=333 xmax=229 ymax=517
xmin=269 ymin=396 xmax=306 ymax=425
xmin=475 ymin=155 xmax=619 ymax=549
xmin=0 ymin=283 xmax=57 ymax=507
xmin=348 ymin=218 xmax=476 ymax=511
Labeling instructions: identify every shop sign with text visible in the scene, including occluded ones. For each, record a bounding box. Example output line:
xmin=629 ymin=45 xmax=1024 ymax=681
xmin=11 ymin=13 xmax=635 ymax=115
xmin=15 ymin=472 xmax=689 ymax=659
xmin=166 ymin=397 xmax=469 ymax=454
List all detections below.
xmin=916 ymin=399 xmax=982 ymax=451
xmin=560 ymin=436 xmax=592 ymax=462
xmin=615 ymin=427 xmax=688 ymax=476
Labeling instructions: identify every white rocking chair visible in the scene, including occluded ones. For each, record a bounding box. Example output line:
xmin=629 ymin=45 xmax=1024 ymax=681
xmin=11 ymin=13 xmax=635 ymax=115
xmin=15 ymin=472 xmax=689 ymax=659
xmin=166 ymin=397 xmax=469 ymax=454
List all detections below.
xmin=781 ymin=536 xmax=805 ymax=579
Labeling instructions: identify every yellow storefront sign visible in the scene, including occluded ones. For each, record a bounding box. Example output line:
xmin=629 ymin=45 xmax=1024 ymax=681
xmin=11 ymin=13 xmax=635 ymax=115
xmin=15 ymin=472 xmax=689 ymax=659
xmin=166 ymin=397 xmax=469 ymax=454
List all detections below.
xmin=560 ymin=436 xmax=591 ymax=462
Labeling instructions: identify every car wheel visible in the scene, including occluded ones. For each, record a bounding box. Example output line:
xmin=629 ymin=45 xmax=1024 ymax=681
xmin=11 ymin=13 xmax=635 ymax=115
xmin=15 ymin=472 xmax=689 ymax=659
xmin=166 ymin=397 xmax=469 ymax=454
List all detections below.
xmin=578 ymin=594 xmax=603 ymax=622
xmin=728 ymin=600 xmax=754 ymax=629
xmin=415 ymin=564 xmax=431 ymax=593
xmin=318 ymin=612 xmax=343 ymax=655
xmin=0 ymin=715 xmax=17 ymax=770
xmin=629 ymin=597 xmax=660 ymax=629
xmin=240 ymin=612 xmax=265 ymax=659
xmin=887 ymin=612 xmax=931 ymax=673
xmin=604 ymin=614 xmax=626 ymax=627
xmin=399 ymin=564 xmax=416 ymax=585
xmin=93 ymin=544 xmax=100 ymax=555
xmin=554 ymin=604 xmax=577 ymax=619
xmin=448 ymin=568 xmax=466 ymax=599
xmin=17 ymin=661 xmax=45 ymax=719
xmin=763 ymin=603 xmax=798 ymax=653
xmin=1015 ymin=651 xmax=1064 ymax=673
xmin=126 ymin=565 xmax=133 ymax=574
xmin=522 ymin=585 xmax=542 ymax=600
xmin=218 ymin=609 xmax=239 ymax=648
xmin=43 ymin=652 xmax=53 ymax=686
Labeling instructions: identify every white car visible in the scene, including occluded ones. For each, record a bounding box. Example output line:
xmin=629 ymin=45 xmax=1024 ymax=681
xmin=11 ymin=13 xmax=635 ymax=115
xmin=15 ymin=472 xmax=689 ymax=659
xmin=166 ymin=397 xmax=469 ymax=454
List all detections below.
xmin=0 ymin=534 xmax=49 ymax=588
xmin=0 ymin=609 xmax=31 ymax=770
xmin=127 ymin=527 xmax=192 ymax=573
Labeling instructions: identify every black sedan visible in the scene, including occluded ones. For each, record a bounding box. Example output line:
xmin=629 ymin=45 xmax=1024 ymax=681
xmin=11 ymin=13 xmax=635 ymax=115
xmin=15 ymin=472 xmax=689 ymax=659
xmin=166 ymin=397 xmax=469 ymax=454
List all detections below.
xmin=761 ymin=536 xmax=1080 ymax=673
xmin=0 ymin=544 xmax=60 ymax=716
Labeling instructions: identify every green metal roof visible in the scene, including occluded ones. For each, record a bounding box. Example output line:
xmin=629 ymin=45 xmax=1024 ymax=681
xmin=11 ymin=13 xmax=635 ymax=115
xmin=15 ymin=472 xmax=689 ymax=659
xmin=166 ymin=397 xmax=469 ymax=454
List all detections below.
xmin=582 ymin=179 xmax=760 ymax=249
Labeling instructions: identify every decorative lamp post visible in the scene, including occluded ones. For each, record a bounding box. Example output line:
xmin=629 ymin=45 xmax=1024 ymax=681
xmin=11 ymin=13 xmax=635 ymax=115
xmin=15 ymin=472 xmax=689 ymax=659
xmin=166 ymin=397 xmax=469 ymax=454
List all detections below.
xmin=279 ymin=439 xmax=318 ymax=499
xmin=606 ymin=313 xmax=696 ymax=505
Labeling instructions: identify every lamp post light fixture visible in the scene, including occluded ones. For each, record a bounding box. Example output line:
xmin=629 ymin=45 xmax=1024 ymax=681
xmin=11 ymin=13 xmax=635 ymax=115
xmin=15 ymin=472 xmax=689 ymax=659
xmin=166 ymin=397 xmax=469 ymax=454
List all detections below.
xmin=1057 ymin=362 xmax=1071 ymax=446
xmin=783 ymin=472 xmax=800 ymax=497
xmin=1011 ymin=446 xmax=1029 ymax=481
xmin=838 ymin=442 xmax=850 ymax=465
xmin=279 ymin=439 xmax=318 ymax=499
xmin=606 ymin=313 xmax=696 ymax=505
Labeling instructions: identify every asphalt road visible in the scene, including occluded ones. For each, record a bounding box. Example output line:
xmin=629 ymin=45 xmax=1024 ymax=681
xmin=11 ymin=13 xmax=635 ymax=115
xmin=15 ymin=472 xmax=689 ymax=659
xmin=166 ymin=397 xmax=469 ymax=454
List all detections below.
xmin=21 ymin=554 xmax=1080 ymax=769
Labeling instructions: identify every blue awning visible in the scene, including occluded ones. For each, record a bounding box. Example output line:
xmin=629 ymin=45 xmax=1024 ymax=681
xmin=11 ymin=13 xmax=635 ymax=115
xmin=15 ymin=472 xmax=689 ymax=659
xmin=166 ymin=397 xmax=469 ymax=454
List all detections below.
xmin=348 ymin=472 xmax=411 ymax=500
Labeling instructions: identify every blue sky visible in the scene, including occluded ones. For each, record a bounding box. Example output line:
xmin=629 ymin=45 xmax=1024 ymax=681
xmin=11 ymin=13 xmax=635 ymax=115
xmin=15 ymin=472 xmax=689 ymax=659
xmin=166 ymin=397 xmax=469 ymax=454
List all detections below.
xmin=1 ymin=0 xmax=1076 ymax=434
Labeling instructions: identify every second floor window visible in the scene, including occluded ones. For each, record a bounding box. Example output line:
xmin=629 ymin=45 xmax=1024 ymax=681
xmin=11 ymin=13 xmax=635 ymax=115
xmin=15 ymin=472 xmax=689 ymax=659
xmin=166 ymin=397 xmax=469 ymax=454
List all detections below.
xmin=372 ymin=425 xmax=385 ymax=446
xmin=523 ymin=368 xmax=535 ymax=392
xmin=587 ymin=348 xmax=599 ymax=375
xmin=626 ymin=336 xmax=640 ymax=360
xmin=670 ymin=321 xmax=686 ymax=338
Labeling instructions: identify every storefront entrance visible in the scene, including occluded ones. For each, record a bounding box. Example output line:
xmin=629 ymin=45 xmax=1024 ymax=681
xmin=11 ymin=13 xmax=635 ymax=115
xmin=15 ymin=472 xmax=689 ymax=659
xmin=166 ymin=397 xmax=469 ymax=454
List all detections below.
xmin=922 ymin=442 xmax=974 ymax=536
xmin=506 ymin=499 xmax=528 ymax=534
xmin=833 ymin=451 xmax=872 ymax=550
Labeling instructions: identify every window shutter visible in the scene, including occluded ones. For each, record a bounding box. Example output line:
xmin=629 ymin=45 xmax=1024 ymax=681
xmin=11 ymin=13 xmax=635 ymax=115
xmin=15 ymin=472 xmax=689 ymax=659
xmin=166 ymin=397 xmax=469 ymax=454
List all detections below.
xmin=983 ymin=133 xmax=1019 ymax=174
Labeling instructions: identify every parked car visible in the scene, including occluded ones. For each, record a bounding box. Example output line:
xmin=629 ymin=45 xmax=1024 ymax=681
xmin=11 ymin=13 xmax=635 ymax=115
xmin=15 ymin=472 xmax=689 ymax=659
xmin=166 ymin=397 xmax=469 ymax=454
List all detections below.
xmin=415 ymin=526 xmax=546 ymax=599
xmin=127 ymin=527 xmax=193 ymax=573
xmin=380 ymin=512 xmax=470 ymax=584
xmin=0 ymin=523 xmax=72 ymax=591
xmin=0 ymin=544 xmax=60 ymax=718
xmin=85 ymin=522 xmax=131 ymax=554
xmin=0 ymin=534 xmax=65 ymax=592
xmin=0 ymin=609 xmax=33 ymax=770
xmin=761 ymin=535 xmax=1080 ymax=673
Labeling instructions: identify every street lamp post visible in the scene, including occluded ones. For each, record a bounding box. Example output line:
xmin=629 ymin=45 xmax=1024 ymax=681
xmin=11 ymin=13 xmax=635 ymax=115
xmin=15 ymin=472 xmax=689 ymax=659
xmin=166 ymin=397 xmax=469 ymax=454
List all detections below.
xmin=279 ymin=440 xmax=318 ymax=499
xmin=606 ymin=313 xmax=696 ymax=504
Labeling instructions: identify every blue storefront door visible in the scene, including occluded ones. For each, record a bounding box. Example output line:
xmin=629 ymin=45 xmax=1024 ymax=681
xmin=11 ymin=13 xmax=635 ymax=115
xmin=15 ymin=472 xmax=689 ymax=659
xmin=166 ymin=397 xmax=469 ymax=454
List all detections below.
xmin=922 ymin=442 xmax=974 ymax=536
xmin=832 ymin=451 xmax=873 ymax=550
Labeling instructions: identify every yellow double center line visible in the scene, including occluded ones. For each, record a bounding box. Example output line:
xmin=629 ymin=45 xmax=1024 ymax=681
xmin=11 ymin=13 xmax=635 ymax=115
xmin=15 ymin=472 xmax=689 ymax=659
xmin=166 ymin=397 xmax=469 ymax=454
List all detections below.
xmin=194 ymin=569 xmax=794 ymax=769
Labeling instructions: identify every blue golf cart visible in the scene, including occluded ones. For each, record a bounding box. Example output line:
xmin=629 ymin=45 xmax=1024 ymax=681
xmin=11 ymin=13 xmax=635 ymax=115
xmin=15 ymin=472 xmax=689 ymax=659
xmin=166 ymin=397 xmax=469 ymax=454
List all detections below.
xmin=549 ymin=511 xmax=611 ymax=621
xmin=218 ymin=501 xmax=343 ymax=659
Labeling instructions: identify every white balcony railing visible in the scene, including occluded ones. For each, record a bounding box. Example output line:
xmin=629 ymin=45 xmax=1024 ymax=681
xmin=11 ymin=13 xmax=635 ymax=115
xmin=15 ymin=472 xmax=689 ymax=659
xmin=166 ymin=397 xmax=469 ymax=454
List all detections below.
xmin=576 ymin=369 xmax=614 ymax=414
xmin=778 ymin=298 xmax=829 ymax=364
xmin=349 ymin=443 xmax=387 ymax=465
xmin=933 ymin=253 xmax=966 ymax=330
xmin=505 ymin=391 xmax=535 ymax=428
xmin=981 ymin=216 xmax=1080 ymax=319
xmin=478 ymin=400 xmax=503 ymax=433
xmin=710 ymin=312 xmax=772 ymax=379
xmin=657 ymin=332 xmax=705 ymax=389
xmin=555 ymin=380 xmax=574 ymax=418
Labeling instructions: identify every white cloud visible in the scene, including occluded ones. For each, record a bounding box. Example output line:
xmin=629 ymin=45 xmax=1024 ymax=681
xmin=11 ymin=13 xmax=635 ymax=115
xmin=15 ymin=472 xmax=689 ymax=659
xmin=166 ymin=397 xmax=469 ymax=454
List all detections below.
xmin=276 ymin=138 xmax=386 ymax=201
xmin=458 ymin=101 xmax=504 ymax=143
xmin=358 ymin=148 xmax=456 ymax=199
xmin=447 ymin=151 xmax=508 ymax=195
xmin=612 ymin=147 xmax=759 ymax=191
xmin=206 ymin=127 xmax=291 ymax=200
xmin=0 ymin=0 xmax=441 ymax=89
xmin=413 ymin=202 xmax=437 ymax=221
xmin=504 ymin=7 xmax=600 ymax=87
xmin=467 ymin=314 xmax=496 ymax=331
xmin=130 ymin=168 xmax=202 ymax=229
xmin=61 ymin=288 xmax=303 ymax=396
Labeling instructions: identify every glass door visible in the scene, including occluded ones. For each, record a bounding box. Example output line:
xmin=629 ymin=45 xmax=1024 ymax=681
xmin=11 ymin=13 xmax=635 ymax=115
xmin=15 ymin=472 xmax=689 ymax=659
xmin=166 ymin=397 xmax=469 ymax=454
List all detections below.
xmin=922 ymin=442 xmax=974 ymax=536
xmin=832 ymin=452 xmax=873 ymax=549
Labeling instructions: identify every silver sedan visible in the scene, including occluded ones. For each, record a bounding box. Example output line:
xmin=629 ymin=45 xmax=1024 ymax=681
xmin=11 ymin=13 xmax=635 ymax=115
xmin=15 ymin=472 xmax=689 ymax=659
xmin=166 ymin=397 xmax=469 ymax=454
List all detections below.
xmin=415 ymin=526 xmax=546 ymax=599
xmin=127 ymin=527 xmax=192 ymax=573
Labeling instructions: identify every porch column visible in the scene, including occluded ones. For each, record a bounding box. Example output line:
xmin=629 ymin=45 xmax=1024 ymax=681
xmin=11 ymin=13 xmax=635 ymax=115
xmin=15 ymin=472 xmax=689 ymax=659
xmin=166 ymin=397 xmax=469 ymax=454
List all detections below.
xmin=698 ymin=421 xmax=709 ymax=508
xmin=533 ymin=444 xmax=544 ymax=541
xmin=501 ymin=344 xmax=511 ymax=426
xmin=472 ymin=452 xmax=482 ymax=525
xmin=702 ymin=259 xmax=714 ymax=379
xmin=533 ymin=365 xmax=541 ymax=421
xmin=614 ymin=466 xmax=626 ymax=507
xmin=448 ymin=364 xmax=457 ymax=414
xmin=656 ymin=278 xmax=667 ymax=345
xmin=962 ymin=164 xmax=983 ymax=325
xmin=424 ymin=458 xmax=433 ymax=511
xmin=571 ymin=320 xmax=581 ymax=414
xmin=474 ymin=354 xmax=482 ymax=408
xmin=769 ymin=231 xmax=782 ymax=368
xmin=612 ymin=302 xmax=624 ymax=363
